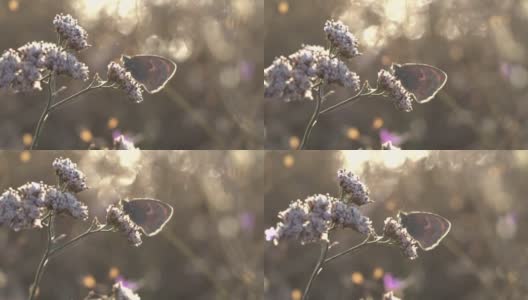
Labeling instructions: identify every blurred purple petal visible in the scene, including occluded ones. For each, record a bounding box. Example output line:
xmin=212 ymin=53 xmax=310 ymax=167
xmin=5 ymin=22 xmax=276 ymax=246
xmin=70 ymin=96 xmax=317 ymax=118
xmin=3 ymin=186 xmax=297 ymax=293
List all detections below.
xmin=116 ymin=276 xmax=139 ymax=291
xmin=239 ymin=212 xmax=255 ymax=232
xmin=265 ymin=227 xmax=278 ymax=241
xmin=380 ymin=129 xmax=403 ymax=146
xmin=383 ymin=273 xmax=403 ymax=291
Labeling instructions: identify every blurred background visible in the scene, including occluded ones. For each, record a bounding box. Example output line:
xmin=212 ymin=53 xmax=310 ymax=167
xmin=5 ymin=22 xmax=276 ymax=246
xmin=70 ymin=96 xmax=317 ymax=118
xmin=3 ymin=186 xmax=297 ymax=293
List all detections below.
xmin=0 ymin=0 xmax=263 ymax=149
xmin=0 ymin=150 xmax=263 ymax=299
xmin=265 ymin=151 xmax=528 ymax=299
xmin=265 ymin=0 xmax=528 ymax=149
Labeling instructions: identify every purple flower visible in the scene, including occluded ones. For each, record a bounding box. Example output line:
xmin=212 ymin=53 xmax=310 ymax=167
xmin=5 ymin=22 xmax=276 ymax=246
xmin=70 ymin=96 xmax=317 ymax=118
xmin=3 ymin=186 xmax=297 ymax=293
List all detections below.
xmin=383 ymin=273 xmax=404 ymax=291
xmin=107 ymin=62 xmax=144 ymax=103
xmin=53 ymin=14 xmax=90 ymax=51
xmin=380 ymin=129 xmax=403 ymax=146
xmin=265 ymin=227 xmax=278 ymax=242
xmin=323 ymin=19 xmax=360 ymax=58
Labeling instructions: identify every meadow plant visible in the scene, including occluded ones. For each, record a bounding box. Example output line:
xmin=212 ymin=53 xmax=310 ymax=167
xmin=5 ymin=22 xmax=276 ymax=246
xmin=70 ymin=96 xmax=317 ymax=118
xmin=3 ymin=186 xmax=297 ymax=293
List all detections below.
xmin=0 ymin=157 xmax=171 ymax=299
xmin=265 ymin=168 xmax=450 ymax=300
xmin=0 ymin=14 xmax=154 ymax=149
xmin=264 ymin=20 xmax=446 ymax=149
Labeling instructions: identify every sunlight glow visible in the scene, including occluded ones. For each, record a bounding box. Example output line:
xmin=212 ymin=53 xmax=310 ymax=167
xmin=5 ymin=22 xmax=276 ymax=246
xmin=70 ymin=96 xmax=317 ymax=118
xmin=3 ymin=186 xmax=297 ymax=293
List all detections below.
xmin=341 ymin=150 xmax=430 ymax=172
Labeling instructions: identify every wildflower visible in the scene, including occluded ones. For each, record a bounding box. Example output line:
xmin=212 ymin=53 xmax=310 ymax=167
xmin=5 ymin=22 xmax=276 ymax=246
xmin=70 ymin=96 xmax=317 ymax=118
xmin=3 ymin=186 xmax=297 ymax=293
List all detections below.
xmin=383 ymin=217 xmax=418 ymax=260
xmin=264 ymin=56 xmax=292 ymax=98
xmin=112 ymin=282 xmax=141 ymax=300
xmin=377 ymin=69 xmax=413 ymax=112
xmin=0 ymin=188 xmax=43 ymax=231
xmin=381 ymin=141 xmax=401 ymax=150
xmin=53 ymin=14 xmax=90 ymax=51
xmin=267 ymin=194 xmax=373 ymax=245
xmin=44 ymin=187 xmax=89 ymax=220
xmin=52 ymin=157 xmax=88 ymax=193
xmin=113 ymin=135 xmax=137 ymax=150
xmin=323 ymin=19 xmax=360 ymax=58
xmin=0 ymin=49 xmax=22 ymax=89
xmin=337 ymin=169 xmax=371 ymax=205
xmin=106 ymin=204 xmax=143 ymax=247
xmin=382 ymin=291 xmax=401 ymax=300
xmin=107 ymin=62 xmax=144 ymax=103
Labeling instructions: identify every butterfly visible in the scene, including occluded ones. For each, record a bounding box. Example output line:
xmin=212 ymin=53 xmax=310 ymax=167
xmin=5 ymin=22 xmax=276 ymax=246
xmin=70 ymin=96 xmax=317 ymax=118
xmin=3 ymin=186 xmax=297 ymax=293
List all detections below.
xmin=391 ymin=63 xmax=447 ymax=104
xmin=122 ymin=198 xmax=174 ymax=236
xmin=122 ymin=55 xmax=177 ymax=94
xmin=398 ymin=211 xmax=451 ymax=251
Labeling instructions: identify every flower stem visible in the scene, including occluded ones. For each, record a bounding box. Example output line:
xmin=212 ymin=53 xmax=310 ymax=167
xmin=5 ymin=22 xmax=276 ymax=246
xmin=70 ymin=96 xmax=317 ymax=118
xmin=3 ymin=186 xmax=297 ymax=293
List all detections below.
xmin=324 ymin=235 xmax=382 ymax=264
xmin=28 ymin=214 xmax=55 ymax=300
xmin=48 ymin=79 xmax=109 ymax=113
xmin=299 ymin=85 xmax=324 ymax=150
xmin=30 ymin=73 xmax=56 ymax=150
xmin=319 ymin=83 xmax=382 ymax=115
xmin=302 ymin=241 xmax=329 ymax=300
xmin=49 ymin=224 xmax=111 ymax=257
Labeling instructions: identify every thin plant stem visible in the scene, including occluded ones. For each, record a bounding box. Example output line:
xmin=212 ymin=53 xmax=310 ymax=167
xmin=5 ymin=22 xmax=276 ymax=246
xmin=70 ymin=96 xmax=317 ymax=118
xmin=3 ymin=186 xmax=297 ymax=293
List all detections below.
xmin=319 ymin=83 xmax=382 ymax=115
xmin=324 ymin=235 xmax=382 ymax=264
xmin=49 ymin=224 xmax=112 ymax=257
xmin=299 ymin=85 xmax=324 ymax=150
xmin=302 ymin=241 xmax=329 ymax=300
xmin=30 ymin=73 xmax=56 ymax=150
xmin=48 ymin=79 xmax=111 ymax=113
xmin=28 ymin=214 xmax=54 ymax=300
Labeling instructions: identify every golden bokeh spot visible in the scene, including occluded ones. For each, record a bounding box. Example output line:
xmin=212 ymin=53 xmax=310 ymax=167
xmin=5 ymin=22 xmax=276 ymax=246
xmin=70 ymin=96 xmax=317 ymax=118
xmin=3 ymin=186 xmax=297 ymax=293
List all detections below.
xmin=20 ymin=151 xmax=31 ymax=163
xmin=289 ymin=136 xmax=300 ymax=149
xmin=347 ymin=127 xmax=360 ymax=140
xmin=108 ymin=267 xmax=120 ymax=279
xmin=278 ymin=1 xmax=289 ymax=15
xmin=22 ymin=133 xmax=32 ymax=146
xmin=372 ymin=117 xmax=384 ymax=129
xmin=373 ymin=267 xmax=384 ymax=279
xmin=283 ymin=154 xmax=295 ymax=168
xmin=82 ymin=275 xmax=96 ymax=289
xmin=80 ymin=129 xmax=93 ymax=143
xmin=291 ymin=289 xmax=302 ymax=300
xmin=507 ymin=271 xmax=518 ymax=285
xmin=8 ymin=0 xmax=19 ymax=12
xmin=108 ymin=117 xmax=119 ymax=129
xmin=351 ymin=272 xmax=364 ymax=285
xmin=385 ymin=199 xmax=397 ymax=212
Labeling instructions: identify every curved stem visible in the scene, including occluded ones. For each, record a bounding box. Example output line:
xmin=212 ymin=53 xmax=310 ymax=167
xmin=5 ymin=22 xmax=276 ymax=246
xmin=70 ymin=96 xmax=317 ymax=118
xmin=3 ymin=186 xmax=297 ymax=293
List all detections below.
xmin=48 ymin=79 xmax=108 ymax=113
xmin=299 ymin=85 xmax=324 ymax=150
xmin=30 ymin=74 xmax=56 ymax=150
xmin=302 ymin=241 xmax=329 ymax=300
xmin=319 ymin=83 xmax=380 ymax=115
xmin=324 ymin=236 xmax=382 ymax=264
xmin=28 ymin=214 xmax=54 ymax=300
xmin=49 ymin=225 xmax=111 ymax=257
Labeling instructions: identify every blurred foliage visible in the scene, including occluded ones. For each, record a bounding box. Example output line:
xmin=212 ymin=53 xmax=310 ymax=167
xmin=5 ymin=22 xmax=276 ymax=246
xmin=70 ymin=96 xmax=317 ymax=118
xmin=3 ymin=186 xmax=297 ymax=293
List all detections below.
xmin=265 ymin=0 xmax=528 ymax=149
xmin=0 ymin=151 xmax=263 ymax=299
xmin=265 ymin=151 xmax=528 ymax=299
xmin=0 ymin=0 xmax=263 ymax=149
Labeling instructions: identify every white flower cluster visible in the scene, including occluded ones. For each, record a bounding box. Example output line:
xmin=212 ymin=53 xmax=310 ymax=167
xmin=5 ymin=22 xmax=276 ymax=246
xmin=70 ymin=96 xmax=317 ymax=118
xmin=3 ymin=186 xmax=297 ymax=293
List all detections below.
xmin=113 ymin=135 xmax=137 ymax=150
xmin=107 ymin=62 xmax=144 ymax=103
xmin=52 ymin=157 xmax=88 ymax=193
xmin=265 ymin=194 xmax=373 ymax=245
xmin=106 ymin=204 xmax=143 ymax=247
xmin=0 ymin=181 xmax=88 ymax=231
xmin=53 ymin=14 xmax=90 ymax=51
xmin=323 ymin=20 xmax=360 ymax=58
xmin=383 ymin=217 xmax=418 ymax=260
xmin=377 ymin=69 xmax=413 ymax=112
xmin=264 ymin=45 xmax=360 ymax=102
xmin=337 ymin=169 xmax=371 ymax=205
xmin=0 ymin=41 xmax=89 ymax=93
xmin=382 ymin=291 xmax=401 ymax=300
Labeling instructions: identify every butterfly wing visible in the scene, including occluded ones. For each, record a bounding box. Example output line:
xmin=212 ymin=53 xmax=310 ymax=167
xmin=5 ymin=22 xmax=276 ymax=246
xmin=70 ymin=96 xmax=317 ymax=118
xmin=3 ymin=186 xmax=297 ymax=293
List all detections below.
xmin=399 ymin=211 xmax=451 ymax=251
xmin=122 ymin=55 xmax=177 ymax=94
xmin=392 ymin=64 xmax=447 ymax=104
xmin=122 ymin=198 xmax=174 ymax=236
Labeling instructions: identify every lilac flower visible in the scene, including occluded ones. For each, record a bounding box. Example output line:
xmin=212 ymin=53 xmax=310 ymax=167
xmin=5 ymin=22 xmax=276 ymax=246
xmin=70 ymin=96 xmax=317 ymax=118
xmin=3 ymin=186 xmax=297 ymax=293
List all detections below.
xmin=266 ymin=193 xmax=373 ymax=245
xmin=107 ymin=62 xmax=144 ymax=103
xmin=112 ymin=282 xmax=141 ymax=300
xmin=0 ymin=49 xmax=22 ymax=88
xmin=0 ymin=188 xmax=43 ymax=231
xmin=53 ymin=14 xmax=90 ymax=51
xmin=337 ymin=169 xmax=371 ymax=205
xmin=377 ymin=69 xmax=413 ymax=112
xmin=52 ymin=157 xmax=88 ymax=193
xmin=383 ymin=273 xmax=404 ymax=291
xmin=264 ymin=56 xmax=292 ymax=98
xmin=382 ymin=291 xmax=402 ymax=300
xmin=383 ymin=217 xmax=418 ymax=260
xmin=323 ymin=20 xmax=360 ymax=58
xmin=380 ymin=129 xmax=403 ymax=146
xmin=106 ymin=204 xmax=143 ymax=247
xmin=44 ymin=187 xmax=89 ymax=220
xmin=113 ymin=134 xmax=137 ymax=150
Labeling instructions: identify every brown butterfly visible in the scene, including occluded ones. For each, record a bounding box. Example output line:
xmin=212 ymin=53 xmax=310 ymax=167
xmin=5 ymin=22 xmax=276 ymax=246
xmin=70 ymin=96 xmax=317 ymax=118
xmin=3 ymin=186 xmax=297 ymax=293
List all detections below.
xmin=392 ymin=63 xmax=448 ymax=104
xmin=398 ymin=211 xmax=451 ymax=251
xmin=122 ymin=55 xmax=177 ymax=94
xmin=122 ymin=198 xmax=174 ymax=236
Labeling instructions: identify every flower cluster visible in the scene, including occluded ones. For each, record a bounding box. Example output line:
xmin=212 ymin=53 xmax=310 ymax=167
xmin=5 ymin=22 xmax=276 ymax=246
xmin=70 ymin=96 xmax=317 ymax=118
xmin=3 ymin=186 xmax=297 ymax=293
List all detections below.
xmin=113 ymin=134 xmax=138 ymax=150
xmin=0 ymin=181 xmax=88 ymax=231
xmin=264 ymin=44 xmax=360 ymax=102
xmin=381 ymin=141 xmax=401 ymax=150
xmin=84 ymin=282 xmax=141 ymax=300
xmin=377 ymin=69 xmax=413 ymax=112
xmin=383 ymin=291 xmax=401 ymax=300
xmin=53 ymin=14 xmax=90 ymax=51
xmin=107 ymin=62 xmax=144 ymax=103
xmin=106 ymin=204 xmax=143 ymax=247
xmin=0 ymin=41 xmax=89 ymax=93
xmin=265 ymin=193 xmax=373 ymax=245
xmin=323 ymin=20 xmax=360 ymax=58
xmin=337 ymin=169 xmax=371 ymax=205
xmin=383 ymin=217 xmax=419 ymax=260
xmin=52 ymin=157 xmax=88 ymax=193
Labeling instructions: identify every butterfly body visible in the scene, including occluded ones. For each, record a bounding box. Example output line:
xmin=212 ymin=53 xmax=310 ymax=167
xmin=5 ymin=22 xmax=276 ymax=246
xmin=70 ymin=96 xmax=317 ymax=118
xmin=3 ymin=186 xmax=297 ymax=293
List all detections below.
xmin=392 ymin=63 xmax=447 ymax=103
xmin=398 ymin=211 xmax=451 ymax=251
xmin=122 ymin=55 xmax=177 ymax=94
xmin=122 ymin=198 xmax=174 ymax=236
